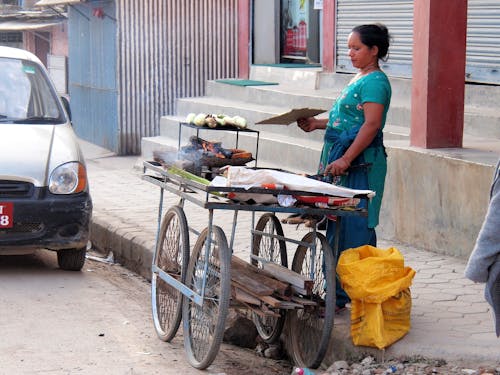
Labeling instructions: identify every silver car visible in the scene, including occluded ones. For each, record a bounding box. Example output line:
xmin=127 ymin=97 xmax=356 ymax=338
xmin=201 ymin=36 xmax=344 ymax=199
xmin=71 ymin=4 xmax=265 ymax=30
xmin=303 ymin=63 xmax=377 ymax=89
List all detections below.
xmin=0 ymin=46 xmax=92 ymax=271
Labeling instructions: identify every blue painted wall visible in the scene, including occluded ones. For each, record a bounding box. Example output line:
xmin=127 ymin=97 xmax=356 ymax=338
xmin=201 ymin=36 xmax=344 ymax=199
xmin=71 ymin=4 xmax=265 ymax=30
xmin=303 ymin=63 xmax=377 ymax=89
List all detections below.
xmin=68 ymin=1 xmax=118 ymax=153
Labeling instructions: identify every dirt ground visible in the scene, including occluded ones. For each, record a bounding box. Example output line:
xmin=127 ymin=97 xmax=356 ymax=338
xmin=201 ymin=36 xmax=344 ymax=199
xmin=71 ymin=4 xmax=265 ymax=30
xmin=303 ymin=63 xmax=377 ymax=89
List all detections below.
xmin=0 ymin=250 xmax=293 ymax=375
xmin=86 ymin=254 xmax=295 ymax=375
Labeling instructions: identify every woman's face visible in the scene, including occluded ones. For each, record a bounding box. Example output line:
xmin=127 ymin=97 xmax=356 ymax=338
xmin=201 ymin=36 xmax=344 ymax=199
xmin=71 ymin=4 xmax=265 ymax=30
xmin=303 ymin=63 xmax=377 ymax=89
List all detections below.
xmin=347 ymin=31 xmax=378 ymax=70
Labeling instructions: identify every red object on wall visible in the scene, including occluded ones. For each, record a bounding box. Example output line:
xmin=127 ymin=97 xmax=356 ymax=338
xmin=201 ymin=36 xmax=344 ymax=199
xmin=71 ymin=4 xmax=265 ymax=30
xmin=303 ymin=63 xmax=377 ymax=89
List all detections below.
xmin=285 ymin=29 xmax=294 ymax=54
xmin=298 ymin=20 xmax=307 ymax=51
xmin=92 ymin=7 xmax=104 ymax=18
xmin=292 ymin=27 xmax=298 ymax=50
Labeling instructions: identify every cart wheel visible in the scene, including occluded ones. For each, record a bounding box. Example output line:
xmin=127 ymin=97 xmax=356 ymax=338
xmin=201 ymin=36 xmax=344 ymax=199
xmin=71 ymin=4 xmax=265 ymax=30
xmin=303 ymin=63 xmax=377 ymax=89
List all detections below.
xmin=288 ymin=232 xmax=335 ymax=369
xmin=182 ymin=226 xmax=231 ymax=370
xmin=151 ymin=205 xmax=190 ymax=342
xmin=251 ymin=213 xmax=287 ymax=343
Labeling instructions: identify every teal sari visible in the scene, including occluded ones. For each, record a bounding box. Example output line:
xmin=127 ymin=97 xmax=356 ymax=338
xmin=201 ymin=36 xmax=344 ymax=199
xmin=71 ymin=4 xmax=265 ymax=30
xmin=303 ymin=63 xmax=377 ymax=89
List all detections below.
xmin=319 ymin=71 xmax=391 ymax=308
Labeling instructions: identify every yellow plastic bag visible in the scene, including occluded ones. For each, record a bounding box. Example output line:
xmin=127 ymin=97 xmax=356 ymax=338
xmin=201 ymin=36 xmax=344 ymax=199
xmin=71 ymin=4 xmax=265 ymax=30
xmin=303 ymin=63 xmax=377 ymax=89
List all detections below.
xmin=337 ymin=245 xmax=416 ymax=349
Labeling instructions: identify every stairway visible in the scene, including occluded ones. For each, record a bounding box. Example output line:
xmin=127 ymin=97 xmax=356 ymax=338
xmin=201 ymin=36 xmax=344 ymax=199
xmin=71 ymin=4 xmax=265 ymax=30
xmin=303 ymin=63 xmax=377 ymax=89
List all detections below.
xmin=141 ymin=65 xmax=500 ymax=259
xmin=142 ymin=66 xmax=412 ymax=172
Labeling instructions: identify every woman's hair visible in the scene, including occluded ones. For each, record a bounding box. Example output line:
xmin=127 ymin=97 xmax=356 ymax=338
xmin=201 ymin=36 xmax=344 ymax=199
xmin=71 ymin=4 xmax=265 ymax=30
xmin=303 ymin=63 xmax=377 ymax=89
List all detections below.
xmin=352 ymin=24 xmax=391 ymax=61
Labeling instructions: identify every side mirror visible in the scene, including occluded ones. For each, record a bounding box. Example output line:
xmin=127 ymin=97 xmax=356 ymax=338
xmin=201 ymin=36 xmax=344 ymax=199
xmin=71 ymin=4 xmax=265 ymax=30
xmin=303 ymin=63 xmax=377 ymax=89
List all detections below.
xmin=60 ymin=96 xmax=72 ymax=122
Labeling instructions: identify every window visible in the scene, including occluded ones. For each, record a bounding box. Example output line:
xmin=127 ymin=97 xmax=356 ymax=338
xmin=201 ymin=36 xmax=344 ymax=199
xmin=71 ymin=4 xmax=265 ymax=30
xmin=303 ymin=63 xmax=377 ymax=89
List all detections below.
xmin=0 ymin=0 xmax=20 ymax=6
xmin=0 ymin=32 xmax=22 ymax=43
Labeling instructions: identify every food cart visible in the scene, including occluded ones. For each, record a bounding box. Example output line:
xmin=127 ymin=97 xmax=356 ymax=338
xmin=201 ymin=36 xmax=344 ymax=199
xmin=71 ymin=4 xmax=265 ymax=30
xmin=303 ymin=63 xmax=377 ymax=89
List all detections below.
xmin=142 ymin=120 xmax=372 ymax=370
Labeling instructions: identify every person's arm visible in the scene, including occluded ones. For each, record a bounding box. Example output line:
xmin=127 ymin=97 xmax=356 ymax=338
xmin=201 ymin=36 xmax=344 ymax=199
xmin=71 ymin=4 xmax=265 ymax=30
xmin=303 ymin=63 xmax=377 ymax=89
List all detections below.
xmin=297 ymin=117 xmax=328 ymax=132
xmin=324 ymin=102 xmax=384 ymax=176
xmin=465 ymin=163 xmax=500 ymax=283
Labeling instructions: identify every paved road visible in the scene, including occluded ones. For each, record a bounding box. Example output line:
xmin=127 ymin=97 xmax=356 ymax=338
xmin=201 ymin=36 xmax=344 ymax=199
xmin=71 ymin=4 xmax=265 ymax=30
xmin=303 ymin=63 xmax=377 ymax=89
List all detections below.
xmin=0 ymin=249 xmax=292 ymax=375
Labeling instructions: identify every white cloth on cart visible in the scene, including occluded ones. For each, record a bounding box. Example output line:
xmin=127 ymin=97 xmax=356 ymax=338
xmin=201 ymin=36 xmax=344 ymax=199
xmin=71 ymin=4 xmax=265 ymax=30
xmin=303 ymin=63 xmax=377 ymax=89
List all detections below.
xmin=210 ymin=166 xmax=375 ymax=199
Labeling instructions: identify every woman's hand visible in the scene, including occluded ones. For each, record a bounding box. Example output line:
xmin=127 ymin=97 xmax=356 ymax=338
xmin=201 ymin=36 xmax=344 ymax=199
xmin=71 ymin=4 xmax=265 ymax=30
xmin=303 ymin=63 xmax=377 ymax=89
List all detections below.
xmin=297 ymin=117 xmax=327 ymax=132
xmin=325 ymin=156 xmax=351 ymax=176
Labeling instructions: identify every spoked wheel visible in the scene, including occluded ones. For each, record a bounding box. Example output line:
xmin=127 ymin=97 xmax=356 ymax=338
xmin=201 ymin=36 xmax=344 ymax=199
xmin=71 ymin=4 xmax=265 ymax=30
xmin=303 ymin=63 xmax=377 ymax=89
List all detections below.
xmin=151 ymin=205 xmax=190 ymax=342
xmin=182 ymin=226 xmax=231 ymax=370
xmin=288 ymin=232 xmax=335 ymax=369
xmin=251 ymin=213 xmax=288 ymax=343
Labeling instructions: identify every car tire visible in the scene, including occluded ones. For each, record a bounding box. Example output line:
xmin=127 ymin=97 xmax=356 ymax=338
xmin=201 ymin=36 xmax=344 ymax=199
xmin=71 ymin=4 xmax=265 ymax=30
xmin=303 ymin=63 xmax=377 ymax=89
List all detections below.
xmin=57 ymin=247 xmax=86 ymax=271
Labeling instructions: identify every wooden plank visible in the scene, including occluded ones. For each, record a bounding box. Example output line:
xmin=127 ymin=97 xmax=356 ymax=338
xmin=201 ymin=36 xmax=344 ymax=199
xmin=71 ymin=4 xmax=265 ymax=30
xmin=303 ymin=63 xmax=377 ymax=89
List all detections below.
xmin=276 ymin=301 xmax=304 ymax=309
xmin=242 ymin=302 xmax=281 ymax=318
xmin=231 ymin=271 xmax=275 ymax=296
xmin=260 ymin=304 xmax=282 ymax=318
xmin=232 ymin=286 xmax=262 ymax=306
xmin=291 ymin=285 xmax=311 ymax=296
xmin=231 ymin=256 xmax=291 ymax=296
xmin=261 ymin=262 xmax=314 ymax=293
xmin=259 ymin=295 xmax=285 ymax=309
xmin=233 ymin=279 xmax=291 ymax=309
xmin=291 ymin=295 xmax=318 ymax=306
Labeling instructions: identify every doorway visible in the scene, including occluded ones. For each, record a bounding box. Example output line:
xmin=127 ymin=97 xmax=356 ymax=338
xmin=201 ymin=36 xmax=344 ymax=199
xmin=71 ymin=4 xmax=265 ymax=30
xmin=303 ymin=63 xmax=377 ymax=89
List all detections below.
xmin=280 ymin=0 xmax=320 ymax=64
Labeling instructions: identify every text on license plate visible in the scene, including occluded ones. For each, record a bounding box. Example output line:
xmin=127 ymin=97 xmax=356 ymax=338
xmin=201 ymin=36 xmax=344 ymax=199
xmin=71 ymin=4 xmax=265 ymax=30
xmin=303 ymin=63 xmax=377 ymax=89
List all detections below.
xmin=0 ymin=202 xmax=13 ymax=228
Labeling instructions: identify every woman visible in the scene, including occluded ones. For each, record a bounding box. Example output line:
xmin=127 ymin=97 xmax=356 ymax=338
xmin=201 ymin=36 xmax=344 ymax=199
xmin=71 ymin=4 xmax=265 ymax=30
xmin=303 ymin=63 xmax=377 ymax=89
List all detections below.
xmin=298 ymin=24 xmax=392 ymax=312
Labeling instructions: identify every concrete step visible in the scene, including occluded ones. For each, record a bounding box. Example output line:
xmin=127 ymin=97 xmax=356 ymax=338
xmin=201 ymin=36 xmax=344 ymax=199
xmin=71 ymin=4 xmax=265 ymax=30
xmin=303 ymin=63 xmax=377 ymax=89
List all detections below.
xmin=383 ymin=124 xmax=410 ymax=140
xmin=175 ymin=95 xmax=327 ymax=144
xmin=318 ymin=72 xmax=500 ymax=140
xmin=142 ymin=115 xmax=410 ymax=175
xmin=206 ymin=80 xmax=337 ymax=110
xmin=318 ymin=72 xmax=413 ymax=101
xmin=249 ymin=64 xmax=322 ymax=89
xmin=174 ymin=95 xmax=414 ymax=144
xmin=464 ymin=106 xmax=500 ymax=139
xmin=206 ymin=79 xmax=412 ymax=129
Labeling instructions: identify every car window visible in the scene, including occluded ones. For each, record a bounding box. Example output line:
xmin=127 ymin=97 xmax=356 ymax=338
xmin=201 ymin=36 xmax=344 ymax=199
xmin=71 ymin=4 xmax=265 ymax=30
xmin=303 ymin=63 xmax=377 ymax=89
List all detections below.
xmin=0 ymin=57 xmax=64 ymax=124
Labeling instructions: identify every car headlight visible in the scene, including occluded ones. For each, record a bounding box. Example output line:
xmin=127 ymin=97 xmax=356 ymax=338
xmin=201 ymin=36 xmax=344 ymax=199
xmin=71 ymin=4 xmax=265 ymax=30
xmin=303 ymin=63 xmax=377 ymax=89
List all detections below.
xmin=49 ymin=162 xmax=88 ymax=194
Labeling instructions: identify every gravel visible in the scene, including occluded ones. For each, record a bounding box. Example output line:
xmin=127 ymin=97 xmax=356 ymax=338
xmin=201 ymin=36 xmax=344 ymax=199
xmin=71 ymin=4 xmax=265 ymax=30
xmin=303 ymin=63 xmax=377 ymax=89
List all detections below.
xmin=290 ymin=356 xmax=500 ymax=375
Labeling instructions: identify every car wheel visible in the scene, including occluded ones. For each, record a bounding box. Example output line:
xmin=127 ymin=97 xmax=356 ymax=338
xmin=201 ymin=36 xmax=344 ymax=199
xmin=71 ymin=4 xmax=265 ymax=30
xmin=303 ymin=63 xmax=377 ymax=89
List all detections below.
xmin=57 ymin=247 xmax=86 ymax=271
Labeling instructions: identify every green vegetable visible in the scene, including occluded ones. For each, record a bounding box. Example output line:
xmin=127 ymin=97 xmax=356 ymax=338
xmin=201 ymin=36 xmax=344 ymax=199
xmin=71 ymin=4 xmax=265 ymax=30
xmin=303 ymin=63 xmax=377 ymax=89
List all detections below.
xmin=167 ymin=165 xmax=210 ymax=185
xmin=167 ymin=166 xmax=222 ymax=196
xmin=215 ymin=114 xmax=227 ymax=126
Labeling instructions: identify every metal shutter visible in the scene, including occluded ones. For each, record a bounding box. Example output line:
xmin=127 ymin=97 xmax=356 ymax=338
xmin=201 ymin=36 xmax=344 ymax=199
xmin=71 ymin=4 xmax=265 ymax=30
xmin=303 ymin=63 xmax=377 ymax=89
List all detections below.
xmin=467 ymin=0 xmax=500 ymax=84
xmin=335 ymin=0 xmax=414 ymax=78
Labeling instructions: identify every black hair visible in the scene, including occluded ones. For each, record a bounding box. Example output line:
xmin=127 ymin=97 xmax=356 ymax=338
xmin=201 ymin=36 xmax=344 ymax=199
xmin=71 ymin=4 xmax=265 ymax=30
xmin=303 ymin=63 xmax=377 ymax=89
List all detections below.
xmin=352 ymin=24 xmax=391 ymax=61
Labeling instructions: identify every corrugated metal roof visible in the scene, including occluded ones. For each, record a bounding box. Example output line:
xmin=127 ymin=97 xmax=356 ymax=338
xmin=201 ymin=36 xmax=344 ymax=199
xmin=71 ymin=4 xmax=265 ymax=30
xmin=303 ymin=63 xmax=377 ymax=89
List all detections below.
xmin=35 ymin=0 xmax=83 ymax=6
xmin=0 ymin=19 xmax=64 ymax=30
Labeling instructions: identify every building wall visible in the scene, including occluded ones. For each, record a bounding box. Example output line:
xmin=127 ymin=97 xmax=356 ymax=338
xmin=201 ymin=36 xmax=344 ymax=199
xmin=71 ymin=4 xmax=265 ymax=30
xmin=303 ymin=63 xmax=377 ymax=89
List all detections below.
xmin=50 ymin=22 xmax=68 ymax=56
xmin=21 ymin=23 xmax=67 ymax=65
xmin=68 ymin=1 xmax=118 ymax=152
xmin=117 ymin=0 xmax=239 ymax=154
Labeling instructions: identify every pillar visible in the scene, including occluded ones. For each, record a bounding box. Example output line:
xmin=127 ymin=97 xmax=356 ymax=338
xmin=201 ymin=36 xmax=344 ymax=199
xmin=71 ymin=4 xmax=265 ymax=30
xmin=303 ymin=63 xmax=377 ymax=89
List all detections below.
xmin=322 ymin=0 xmax=336 ymax=72
xmin=238 ymin=0 xmax=251 ymax=79
xmin=410 ymin=0 xmax=468 ymax=148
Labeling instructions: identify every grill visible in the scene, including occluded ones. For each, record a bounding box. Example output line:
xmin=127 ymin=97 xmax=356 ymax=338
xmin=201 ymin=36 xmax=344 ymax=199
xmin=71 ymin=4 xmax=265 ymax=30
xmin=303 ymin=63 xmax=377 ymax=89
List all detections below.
xmin=0 ymin=222 xmax=43 ymax=236
xmin=0 ymin=180 xmax=34 ymax=198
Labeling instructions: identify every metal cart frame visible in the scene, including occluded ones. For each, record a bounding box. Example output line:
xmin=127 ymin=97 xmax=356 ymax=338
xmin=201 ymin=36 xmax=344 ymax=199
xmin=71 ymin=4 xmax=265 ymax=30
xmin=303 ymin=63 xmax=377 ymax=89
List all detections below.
xmin=143 ymin=160 xmax=369 ymax=370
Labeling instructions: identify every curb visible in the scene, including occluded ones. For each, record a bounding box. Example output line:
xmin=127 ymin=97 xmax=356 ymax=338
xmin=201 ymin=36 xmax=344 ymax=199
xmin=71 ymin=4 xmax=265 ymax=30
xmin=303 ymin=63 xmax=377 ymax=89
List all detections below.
xmin=89 ymin=214 xmax=385 ymax=365
xmin=90 ymin=215 xmax=154 ymax=281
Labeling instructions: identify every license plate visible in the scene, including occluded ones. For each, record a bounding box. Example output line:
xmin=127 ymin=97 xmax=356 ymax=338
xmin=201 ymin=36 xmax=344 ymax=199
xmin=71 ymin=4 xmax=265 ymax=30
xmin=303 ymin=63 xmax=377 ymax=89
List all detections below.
xmin=0 ymin=202 xmax=13 ymax=228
